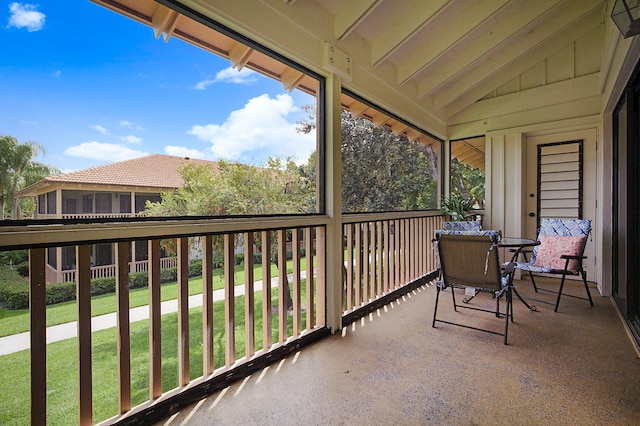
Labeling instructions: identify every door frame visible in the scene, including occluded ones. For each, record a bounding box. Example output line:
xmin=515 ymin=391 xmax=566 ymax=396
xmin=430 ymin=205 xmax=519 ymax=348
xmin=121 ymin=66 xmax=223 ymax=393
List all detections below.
xmin=524 ymin=129 xmax=599 ymax=283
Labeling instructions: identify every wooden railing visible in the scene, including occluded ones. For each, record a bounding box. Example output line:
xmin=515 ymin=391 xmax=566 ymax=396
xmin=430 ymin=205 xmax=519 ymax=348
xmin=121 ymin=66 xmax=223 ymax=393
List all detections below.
xmin=61 ymin=258 xmax=178 ymax=282
xmin=61 ymin=213 xmax=144 ymax=219
xmin=342 ymin=212 xmax=442 ymax=315
xmin=0 ymin=211 xmax=442 ymax=425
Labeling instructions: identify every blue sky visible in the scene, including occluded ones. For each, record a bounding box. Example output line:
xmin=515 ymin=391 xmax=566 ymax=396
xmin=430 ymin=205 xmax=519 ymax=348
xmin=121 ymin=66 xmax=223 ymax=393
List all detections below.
xmin=0 ymin=1 xmax=317 ymax=173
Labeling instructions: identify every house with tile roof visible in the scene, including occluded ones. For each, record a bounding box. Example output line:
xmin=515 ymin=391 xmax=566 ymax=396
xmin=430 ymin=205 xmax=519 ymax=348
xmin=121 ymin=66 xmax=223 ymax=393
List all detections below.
xmin=15 ymin=154 xmax=217 ymax=283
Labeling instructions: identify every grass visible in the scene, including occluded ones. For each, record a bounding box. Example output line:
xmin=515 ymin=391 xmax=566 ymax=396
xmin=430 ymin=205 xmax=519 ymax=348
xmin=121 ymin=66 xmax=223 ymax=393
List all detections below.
xmin=0 ymin=259 xmax=303 ymax=338
xmin=0 ymin=256 xmax=312 ymax=423
xmin=0 ymin=285 xmax=306 ymax=425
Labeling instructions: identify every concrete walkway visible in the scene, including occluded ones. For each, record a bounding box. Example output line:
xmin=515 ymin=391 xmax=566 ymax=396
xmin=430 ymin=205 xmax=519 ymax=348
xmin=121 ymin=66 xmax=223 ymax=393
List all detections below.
xmin=0 ymin=274 xmax=294 ymax=356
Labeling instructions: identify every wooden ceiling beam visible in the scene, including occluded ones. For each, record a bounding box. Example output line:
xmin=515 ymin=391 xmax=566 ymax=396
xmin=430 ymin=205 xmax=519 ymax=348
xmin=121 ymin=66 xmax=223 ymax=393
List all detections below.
xmin=416 ymin=0 xmax=563 ymax=98
xmin=436 ymin=2 xmax=605 ymax=116
xmin=229 ymin=42 xmax=254 ymax=70
xmin=369 ymin=0 xmax=448 ymax=67
xmin=334 ymin=0 xmax=382 ymax=41
xmin=397 ymin=0 xmax=509 ymax=86
xmin=281 ymin=67 xmax=305 ymax=92
xmin=152 ymin=3 xmax=180 ymax=42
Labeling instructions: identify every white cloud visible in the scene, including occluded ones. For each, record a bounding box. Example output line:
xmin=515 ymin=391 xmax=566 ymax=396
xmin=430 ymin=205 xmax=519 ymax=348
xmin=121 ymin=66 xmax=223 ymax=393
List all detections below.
xmin=64 ymin=142 xmax=147 ymax=162
xmin=7 ymin=3 xmax=45 ymax=32
xmin=121 ymin=135 xmax=142 ymax=144
xmin=119 ymin=120 xmax=145 ymax=131
xmin=187 ymin=93 xmax=315 ymax=163
xmin=53 ymin=70 xmax=61 ymax=77
xmin=193 ymin=67 xmax=259 ymax=90
xmin=164 ymin=146 xmax=206 ymax=159
xmin=91 ymin=125 xmax=108 ymax=135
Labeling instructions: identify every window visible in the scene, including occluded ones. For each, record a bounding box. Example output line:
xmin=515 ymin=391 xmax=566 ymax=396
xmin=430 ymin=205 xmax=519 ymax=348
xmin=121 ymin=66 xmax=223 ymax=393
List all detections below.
xmin=95 ymin=193 xmax=112 ymax=214
xmin=340 ymin=92 xmax=441 ymax=213
xmin=38 ymin=194 xmax=45 ymax=214
xmin=449 ymin=137 xmax=485 ymax=212
xmin=46 ymin=191 xmax=56 ymax=215
xmin=83 ymin=194 xmax=93 ymax=213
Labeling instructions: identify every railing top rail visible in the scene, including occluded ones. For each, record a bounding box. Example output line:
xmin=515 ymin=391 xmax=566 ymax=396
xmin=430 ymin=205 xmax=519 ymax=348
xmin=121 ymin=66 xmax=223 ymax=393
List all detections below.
xmin=342 ymin=210 xmax=442 ymax=224
xmin=0 ymin=214 xmax=331 ymax=250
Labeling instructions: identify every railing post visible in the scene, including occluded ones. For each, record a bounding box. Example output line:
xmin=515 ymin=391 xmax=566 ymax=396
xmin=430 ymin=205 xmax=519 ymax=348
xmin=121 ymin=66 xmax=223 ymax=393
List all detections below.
xmin=244 ymin=232 xmax=255 ymax=357
xmin=29 ymin=248 xmax=47 ymax=425
xmin=261 ymin=232 xmax=273 ymax=348
xmin=77 ymin=244 xmax=92 ymax=425
xmin=202 ymin=235 xmax=214 ymax=376
xmin=224 ymin=233 xmax=236 ymax=366
xmin=116 ymin=242 xmax=132 ymax=414
xmin=148 ymin=239 xmax=162 ymax=399
xmin=177 ymin=237 xmax=190 ymax=387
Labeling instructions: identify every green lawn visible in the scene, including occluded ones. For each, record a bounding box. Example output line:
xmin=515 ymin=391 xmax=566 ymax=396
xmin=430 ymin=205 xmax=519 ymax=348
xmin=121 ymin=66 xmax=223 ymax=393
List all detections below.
xmin=0 ymin=259 xmax=304 ymax=337
xmin=0 ymin=257 xmax=313 ymax=423
xmin=0 ymin=285 xmax=305 ymax=425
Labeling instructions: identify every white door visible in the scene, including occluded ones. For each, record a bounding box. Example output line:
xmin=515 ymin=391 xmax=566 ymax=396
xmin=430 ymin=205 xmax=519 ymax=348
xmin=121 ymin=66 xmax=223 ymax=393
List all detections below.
xmin=525 ymin=129 xmax=598 ymax=281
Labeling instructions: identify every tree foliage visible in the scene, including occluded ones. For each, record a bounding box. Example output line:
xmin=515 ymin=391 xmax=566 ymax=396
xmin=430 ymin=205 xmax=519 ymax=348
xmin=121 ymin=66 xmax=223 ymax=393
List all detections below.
xmin=0 ymin=134 xmax=60 ymax=219
xmin=340 ymin=111 xmax=438 ymax=212
xmin=144 ymin=158 xmax=314 ymax=309
xmin=450 ymin=158 xmax=485 ymax=209
xmin=144 ymin=158 xmax=314 ymax=217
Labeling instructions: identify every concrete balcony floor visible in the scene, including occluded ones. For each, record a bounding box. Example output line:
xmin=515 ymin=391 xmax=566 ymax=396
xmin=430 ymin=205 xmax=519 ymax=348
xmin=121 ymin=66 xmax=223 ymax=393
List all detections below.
xmin=159 ymin=277 xmax=640 ymax=425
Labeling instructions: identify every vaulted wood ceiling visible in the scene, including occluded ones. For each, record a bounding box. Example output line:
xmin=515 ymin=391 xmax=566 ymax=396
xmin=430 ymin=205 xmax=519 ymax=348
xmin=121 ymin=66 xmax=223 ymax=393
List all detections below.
xmin=92 ymin=0 xmax=616 ymax=169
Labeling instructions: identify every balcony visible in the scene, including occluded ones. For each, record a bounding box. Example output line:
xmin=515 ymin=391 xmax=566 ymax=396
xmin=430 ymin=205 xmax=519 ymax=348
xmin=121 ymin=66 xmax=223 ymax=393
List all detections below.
xmin=1 ymin=211 xmax=639 ymax=425
xmin=0 ymin=212 xmax=441 ymax=425
xmin=165 ymin=276 xmax=640 ymax=425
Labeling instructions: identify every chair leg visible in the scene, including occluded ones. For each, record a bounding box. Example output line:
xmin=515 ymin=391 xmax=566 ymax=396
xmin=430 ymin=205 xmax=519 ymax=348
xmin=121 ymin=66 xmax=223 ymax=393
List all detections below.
xmin=582 ymin=269 xmax=594 ymax=306
xmin=432 ymin=286 xmax=441 ymax=327
xmin=554 ymin=273 xmax=567 ymax=312
xmin=503 ymin=289 xmax=512 ymax=345
xmin=451 ymin=286 xmax=458 ymax=311
xmin=528 ymin=270 xmax=539 ymax=293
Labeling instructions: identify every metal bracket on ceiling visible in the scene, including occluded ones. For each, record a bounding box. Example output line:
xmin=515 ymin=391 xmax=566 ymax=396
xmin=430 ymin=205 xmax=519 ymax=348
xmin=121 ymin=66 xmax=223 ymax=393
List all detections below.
xmin=322 ymin=42 xmax=353 ymax=82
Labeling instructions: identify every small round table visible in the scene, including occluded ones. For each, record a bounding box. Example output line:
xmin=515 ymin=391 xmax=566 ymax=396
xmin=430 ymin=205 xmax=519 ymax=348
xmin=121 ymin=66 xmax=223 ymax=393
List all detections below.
xmin=498 ymin=237 xmax=540 ymax=311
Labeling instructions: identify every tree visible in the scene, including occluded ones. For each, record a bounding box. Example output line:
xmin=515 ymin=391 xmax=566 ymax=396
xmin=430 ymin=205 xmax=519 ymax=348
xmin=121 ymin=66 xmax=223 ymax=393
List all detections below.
xmin=145 ymin=158 xmax=315 ymax=309
xmin=0 ymin=135 xmax=60 ymax=219
xmin=340 ymin=111 xmax=438 ymax=212
xmin=450 ymin=158 xmax=485 ymax=209
xmin=296 ymin=107 xmax=439 ymax=213
xmin=145 ymin=158 xmax=314 ymax=217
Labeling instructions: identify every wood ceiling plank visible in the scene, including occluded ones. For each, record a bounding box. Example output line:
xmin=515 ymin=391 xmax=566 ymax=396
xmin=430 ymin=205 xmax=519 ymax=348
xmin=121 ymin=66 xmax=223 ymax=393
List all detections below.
xmin=416 ymin=0 xmax=563 ymax=98
xmin=369 ymin=0 xmax=449 ymax=66
xmin=397 ymin=0 xmax=510 ymax=85
xmin=436 ymin=2 xmax=605 ymax=116
xmin=334 ymin=0 xmax=382 ymax=40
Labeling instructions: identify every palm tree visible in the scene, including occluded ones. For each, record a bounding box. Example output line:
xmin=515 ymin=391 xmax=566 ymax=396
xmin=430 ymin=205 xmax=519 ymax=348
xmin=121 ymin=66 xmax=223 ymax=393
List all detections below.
xmin=0 ymin=135 xmax=59 ymax=219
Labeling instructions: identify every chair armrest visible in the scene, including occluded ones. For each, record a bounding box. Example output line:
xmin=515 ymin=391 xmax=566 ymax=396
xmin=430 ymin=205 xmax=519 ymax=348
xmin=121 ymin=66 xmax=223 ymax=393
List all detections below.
xmin=502 ymin=262 xmax=516 ymax=275
xmin=560 ymin=254 xmax=586 ymax=260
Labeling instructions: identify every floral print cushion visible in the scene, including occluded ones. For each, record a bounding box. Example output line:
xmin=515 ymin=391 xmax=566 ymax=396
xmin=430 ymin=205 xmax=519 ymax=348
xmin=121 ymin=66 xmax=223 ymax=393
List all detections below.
xmin=533 ymin=235 xmax=586 ymax=273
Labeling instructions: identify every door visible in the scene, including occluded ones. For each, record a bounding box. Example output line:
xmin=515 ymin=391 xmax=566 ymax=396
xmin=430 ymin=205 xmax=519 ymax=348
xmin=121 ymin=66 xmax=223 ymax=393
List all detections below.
xmin=613 ymin=68 xmax=640 ymax=343
xmin=525 ymin=129 xmax=598 ymax=282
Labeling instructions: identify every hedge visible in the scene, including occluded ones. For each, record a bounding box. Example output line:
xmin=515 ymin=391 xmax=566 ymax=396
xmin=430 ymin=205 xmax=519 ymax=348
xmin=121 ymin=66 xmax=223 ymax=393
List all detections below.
xmin=0 ymin=259 xmax=204 ymax=310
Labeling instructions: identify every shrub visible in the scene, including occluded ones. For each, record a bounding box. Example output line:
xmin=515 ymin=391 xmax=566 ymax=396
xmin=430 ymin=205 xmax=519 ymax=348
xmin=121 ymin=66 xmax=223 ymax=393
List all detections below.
xmin=189 ymin=259 xmax=202 ymax=276
xmin=0 ymin=266 xmax=29 ymax=309
xmin=14 ymin=262 xmax=30 ymax=277
xmin=161 ymin=267 xmax=177 ymax=283
xmin=91 ymin=277 xmax=116 ymax=296
xmin=0 ymin=258 xmax=211 ymax=309
xmin=129 ymin=271 xmax=148 ymax=289
xmin=46 ymin=282 xmax=76 ymax=305
xmin=6 ymin=290 xmax=29 ymax=310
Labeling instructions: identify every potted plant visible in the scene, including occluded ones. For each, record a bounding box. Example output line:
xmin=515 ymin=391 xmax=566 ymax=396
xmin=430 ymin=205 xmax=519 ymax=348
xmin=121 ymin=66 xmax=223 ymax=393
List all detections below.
xmin=441 ymin=193 xmax=475 ymax=221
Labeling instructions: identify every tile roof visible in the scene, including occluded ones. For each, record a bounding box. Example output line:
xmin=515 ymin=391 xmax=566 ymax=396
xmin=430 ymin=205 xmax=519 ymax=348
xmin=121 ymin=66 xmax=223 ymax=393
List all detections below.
xmin=20 ymin=154 xmax=217 ymax=194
